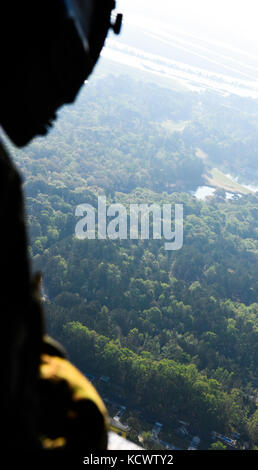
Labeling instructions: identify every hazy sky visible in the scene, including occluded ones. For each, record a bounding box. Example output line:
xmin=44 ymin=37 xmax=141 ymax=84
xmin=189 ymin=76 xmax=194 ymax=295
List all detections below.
xmin=117 ymin=0 xmax=258 ymax=46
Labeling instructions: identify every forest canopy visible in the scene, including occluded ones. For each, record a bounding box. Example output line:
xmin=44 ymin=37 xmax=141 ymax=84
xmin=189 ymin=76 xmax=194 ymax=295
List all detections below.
xmin=7 ymin=72 xmax=258 ymax=448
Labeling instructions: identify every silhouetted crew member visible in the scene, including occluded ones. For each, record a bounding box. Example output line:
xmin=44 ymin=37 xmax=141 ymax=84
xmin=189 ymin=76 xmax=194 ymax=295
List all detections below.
xmin=0 ymin=0 xmax=122 ymax=450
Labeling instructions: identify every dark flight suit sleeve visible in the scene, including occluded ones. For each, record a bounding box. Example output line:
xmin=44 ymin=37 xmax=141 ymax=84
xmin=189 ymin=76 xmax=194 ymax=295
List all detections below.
xmin=0 ymin=140 xmax=107 ymax=450
xmin=0 ymin=140 xmax=43 ymax=449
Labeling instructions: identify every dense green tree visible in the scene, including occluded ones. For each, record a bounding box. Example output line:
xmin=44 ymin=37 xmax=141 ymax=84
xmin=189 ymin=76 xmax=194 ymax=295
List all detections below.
xmin=210 ymin=441 xmax=226 ymax=450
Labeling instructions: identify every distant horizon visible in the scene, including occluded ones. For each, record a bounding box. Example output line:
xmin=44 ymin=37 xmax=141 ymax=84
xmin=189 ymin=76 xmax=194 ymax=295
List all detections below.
xmin=106 ymin=1 xmax=258 ymax=98
xmin=117 ymin=0 xmax=258 ymax=50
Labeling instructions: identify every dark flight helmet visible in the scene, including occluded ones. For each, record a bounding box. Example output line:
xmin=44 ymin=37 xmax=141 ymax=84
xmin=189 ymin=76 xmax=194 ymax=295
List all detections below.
xmin=0 ymin=1 xmax=122 ymax=147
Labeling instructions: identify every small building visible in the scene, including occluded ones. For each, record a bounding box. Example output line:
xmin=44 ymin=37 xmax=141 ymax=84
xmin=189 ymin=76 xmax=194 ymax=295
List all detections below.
xmin=212 ymin=431 xmax=237 ymax=448
xmin=178 ymin=425 xmax=189 ymax=436
xmin=179 ymin=420 xmax=189 ymax=427
xmin=192 ymin=436 xmax=200 ymax=446
xmin=114 ymin=406 xmax=126 ymax=419
xmin=100 ymin=375 xmax=110 ymax=383
xmin=155 ymin=422 xmax=163 ymax=428
xmin=188 ymin=436 xmax=200 ymax=450
xmin=152 ymin=422 xmax=163 ymax=438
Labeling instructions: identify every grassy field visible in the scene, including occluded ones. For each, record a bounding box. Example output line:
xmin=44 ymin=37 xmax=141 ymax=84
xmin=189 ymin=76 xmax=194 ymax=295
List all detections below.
xmin=162 ymin=120 xmax=188 ymax=133
xmin=204 ymin=168 xmax=252 ymax=195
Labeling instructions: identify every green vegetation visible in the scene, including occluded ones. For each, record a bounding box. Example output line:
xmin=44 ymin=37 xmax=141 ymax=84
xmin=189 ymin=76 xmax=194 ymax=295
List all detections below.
xmin=8 ymin=73 xmax=258 ymax=448
xmin=210 ymin=441 xmax=227 ymax=450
